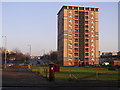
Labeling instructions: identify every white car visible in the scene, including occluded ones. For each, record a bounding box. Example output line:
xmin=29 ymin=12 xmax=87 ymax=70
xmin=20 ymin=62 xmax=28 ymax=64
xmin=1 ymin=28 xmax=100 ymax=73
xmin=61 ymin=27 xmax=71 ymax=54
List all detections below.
xmin=7 ymin=63 xmax=14 ymax=67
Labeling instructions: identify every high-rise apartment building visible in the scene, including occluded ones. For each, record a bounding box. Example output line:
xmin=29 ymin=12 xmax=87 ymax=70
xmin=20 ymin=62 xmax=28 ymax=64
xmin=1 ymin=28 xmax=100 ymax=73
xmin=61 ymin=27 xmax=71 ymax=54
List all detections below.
xmin=57 ymin=5 xmax=99 ymax=66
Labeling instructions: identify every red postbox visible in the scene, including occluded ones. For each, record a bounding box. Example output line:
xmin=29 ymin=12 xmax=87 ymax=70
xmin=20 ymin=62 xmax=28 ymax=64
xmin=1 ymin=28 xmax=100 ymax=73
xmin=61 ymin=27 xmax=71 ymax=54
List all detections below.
xmin=49 ymin=63 xmax=55 ymax=81
xmin=49 ymin=63 xmax=60 ymax=81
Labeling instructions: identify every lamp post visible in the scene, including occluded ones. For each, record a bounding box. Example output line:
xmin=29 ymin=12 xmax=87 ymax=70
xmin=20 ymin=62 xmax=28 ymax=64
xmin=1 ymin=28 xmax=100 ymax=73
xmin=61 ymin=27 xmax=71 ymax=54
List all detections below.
xmin=2 ymin=36 xmax=7 ymax=68
xmin=28 ymin=44 xmax=31 ymax=58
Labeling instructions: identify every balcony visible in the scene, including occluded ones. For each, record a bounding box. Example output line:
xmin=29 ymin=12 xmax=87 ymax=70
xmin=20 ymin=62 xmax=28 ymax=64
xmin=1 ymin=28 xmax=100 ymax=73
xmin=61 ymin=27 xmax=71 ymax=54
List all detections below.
xmin=85 ymin=27 xmax=88 ymax=29
xmin=85 ymin=31 xmax=89 ymax=33
xmin=85 ymin=22 xmax=88 ymax=24
xmin=75 ymin=17 xmax=78 ymax=19
xmin=85 ymin=50 xmax=89 ymax=52
xmin=75 ymin=12 xmax=78 ymax=14
xmin=75 ymin=40 xmax=78 ymax=42
xmin=75 ymin=45 xmax=78 ymax=47
xmin=85 ymin=45 xmax=89 ymax=47
xmin=75 ymin=22 xmax=78 ymax=24
xmin=85 ymin=55 xmax=89 ymax=57
xmin=85 ymin=35 xmax=89 ymax=38
xmin=74 ymin=59 xmax=78 ymax=62
xmin=85 ymin=41 xmax=89 ymax=43
xmin=74 ymin=54 xmax=79 ymax=57
xmin=74 ymin=36 xmax=78 ymax=38
xmin=75 ymin=31 xmax=78 ymax=33
xmin=74 ymin=50 xmax=78 ymax=52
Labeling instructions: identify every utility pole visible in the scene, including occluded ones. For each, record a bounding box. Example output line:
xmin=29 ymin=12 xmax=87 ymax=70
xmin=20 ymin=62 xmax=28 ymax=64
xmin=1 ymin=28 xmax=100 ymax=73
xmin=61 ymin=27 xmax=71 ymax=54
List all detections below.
xmin=2 ymin=36 xmax=7 ymax=68
xmin=28 ymin=44 xmax=31 ymax=59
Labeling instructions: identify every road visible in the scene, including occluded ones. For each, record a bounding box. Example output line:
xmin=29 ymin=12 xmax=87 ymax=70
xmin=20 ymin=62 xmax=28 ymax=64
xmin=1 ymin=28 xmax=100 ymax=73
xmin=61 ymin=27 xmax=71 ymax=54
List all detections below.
xmin=1 ymin=65 xmax=120 ymax=90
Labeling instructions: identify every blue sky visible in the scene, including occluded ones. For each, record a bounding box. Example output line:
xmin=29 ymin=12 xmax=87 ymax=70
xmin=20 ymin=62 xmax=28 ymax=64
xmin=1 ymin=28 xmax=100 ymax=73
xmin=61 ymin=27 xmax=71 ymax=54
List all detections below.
xmin=2 ymin=2 xmax=118 ymax=55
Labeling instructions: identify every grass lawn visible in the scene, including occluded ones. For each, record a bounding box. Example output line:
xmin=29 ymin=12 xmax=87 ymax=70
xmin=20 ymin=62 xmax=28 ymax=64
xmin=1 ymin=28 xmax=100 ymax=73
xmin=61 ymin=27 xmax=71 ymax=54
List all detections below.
xmin=31 ymin=66 xmax=119 ymax=81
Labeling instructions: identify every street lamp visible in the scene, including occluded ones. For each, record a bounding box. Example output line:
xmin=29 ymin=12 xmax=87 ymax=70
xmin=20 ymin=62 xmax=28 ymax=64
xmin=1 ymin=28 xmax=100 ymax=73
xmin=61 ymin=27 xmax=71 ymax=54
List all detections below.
xmin=41 ymin=49 xmax=45 ymax=56
xmin=2 ymin=36 xmax=7 ymax=68
xmin=27 ymin=44 xmax=31 ymax=56
xmin=27 ymin=44 xmax=31 ymax=59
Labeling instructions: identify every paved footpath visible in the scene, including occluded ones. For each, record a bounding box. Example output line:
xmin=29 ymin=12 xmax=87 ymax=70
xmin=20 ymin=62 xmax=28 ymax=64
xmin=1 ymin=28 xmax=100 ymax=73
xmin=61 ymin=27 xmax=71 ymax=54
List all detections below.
xmin=1 ymin=66 xmax=120 ymax=90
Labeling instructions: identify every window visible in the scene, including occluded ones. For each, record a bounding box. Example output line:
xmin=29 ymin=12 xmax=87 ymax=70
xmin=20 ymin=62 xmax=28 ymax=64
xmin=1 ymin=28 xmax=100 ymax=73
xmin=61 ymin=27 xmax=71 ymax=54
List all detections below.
xmin=74 ymin=34 xmax=78 ymax=37
xmin=69 ymin=15 xmax=72 ymax=17
xmin=74 ymin=7 xmax=78 ymax=9
xmin=91 ymin=12 xmax=94 ymax=15
xmin=85 ymin=39 xmax=89 ymax=42
xmin=85 ymin=21 xmax=88 ymax=24
xmin=85 ymin=44 xmax=89 ymax=47
xmin=75 ymin=43 xmax=78 ymax=46
xmin=91 ymin=48 xmax=94 ymax=51
xmin=91 ymin=39 xmax=94 ymax=42
xmin=69 ymin=19 xmax=72 ymax=22
xmin=74 ymin=58 xmax=78 ymax=60
xmin=85 ymin=48 xmax=89 ymax=50
xmin=85 ymin=58 xmax=89 ymax=60
xmin=85 ymin=30 xmax=89 ymax=33
xmin=69 ymin=11 xmax=72 ymax=13
xmin=91 ymin=25 xmax=94 ymax=28
xmin=91 ymin=8 xmax=94 ymax=11
xmin=86 ymin=8 xmax=89 ymax=10
xmin=74 ymin=48 xmax=78 ymax=50
xmin=91 ymin=35 xmax=94 ymax=37
xmin=91 ymin=28 xmax=94 ymax=31
xmin=68 ymin=62 xmax=72 ymax=65
xmin=85 ymin=12 xmax=88 ymax=15
xmin=75 ymin=29 xmax=78 ymax=31
xmin=74 ymin=53 xmax=78 ymax=56
xmin=95 ymin=8 xmax=98 ymax=11
xmin=91 ymin=17 xmax=94 ymax=19
xmin=75 ymin=16 xmax=78 ymax=19
xmin=75 ymin=25 xmax=78 ymax=28
xmin=75 ymin=38 xmax=78 ymax=42
xmin=68 ymin=55 xmax=72 ymax=58
xmin=69 ymin=24 xmax=72 ymax=27
xmin=69 ymin=45 xmax=72 ymax=49
xmin=91 ymin=30 xmax=94 ymax=32
xmin=85 ymin=25 xmax=88 ymax=28
xmin=69 ymin=26 xmax=72 ymax=29
xmin=85 ymin=34 xmax=89 ymax=37
xmin=85 ymin=16 xmax=88 ymax=19
xmin=75 ymin=11 xmax=78 ymax=14
xmin=91 ymin=21 xmax=94 ymax=23
xmin=79 ymin=7 xmax=84 ymax=10
xmin=69 ymin=6 xmax=72 ymax=9
xmin=69 ymin=40 xmax=72 ymax=43
xmin=85 ymin=53 xmax=89 ymax=56
xmin=68 ymin=33 xmax=72 ymax=36
xmin=92 ymin=53 xmax=94 ymax=55
xmin=64 ymin=6 xmax=67 ymax=9
xmin=75 ymin=20 xmax=78 ymax=23
xmin=74 ymin=62 xmax=78 ymax=64
xmin=91 ymin=44 xmax=94 ymax=46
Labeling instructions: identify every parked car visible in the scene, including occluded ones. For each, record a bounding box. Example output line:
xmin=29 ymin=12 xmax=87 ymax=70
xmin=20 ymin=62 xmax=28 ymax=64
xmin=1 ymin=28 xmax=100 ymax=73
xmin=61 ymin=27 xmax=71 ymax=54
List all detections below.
xmin=7 ymin=63 xmax=14 ymax=67
xmin=19 ymin=63 xmax=25 ymax=66
xmin=94 ymin=64 xmax=101 ymax=67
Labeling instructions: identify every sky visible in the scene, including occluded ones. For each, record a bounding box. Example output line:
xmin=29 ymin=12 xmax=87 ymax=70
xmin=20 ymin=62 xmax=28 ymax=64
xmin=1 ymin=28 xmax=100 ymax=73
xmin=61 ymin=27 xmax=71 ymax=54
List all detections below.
xmin=2 ymin=2 xmax=118 ymax=56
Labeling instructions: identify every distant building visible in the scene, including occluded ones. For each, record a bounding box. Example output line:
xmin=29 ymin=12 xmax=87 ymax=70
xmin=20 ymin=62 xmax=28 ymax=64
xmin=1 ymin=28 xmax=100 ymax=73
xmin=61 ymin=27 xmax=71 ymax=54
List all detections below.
xmin=57 ymin=5 xmax=99 ymax=66
xmin=100 ymin=51 xmax=120 ymax=66
xmin=102 ymin=52 xmax=117 ymax=56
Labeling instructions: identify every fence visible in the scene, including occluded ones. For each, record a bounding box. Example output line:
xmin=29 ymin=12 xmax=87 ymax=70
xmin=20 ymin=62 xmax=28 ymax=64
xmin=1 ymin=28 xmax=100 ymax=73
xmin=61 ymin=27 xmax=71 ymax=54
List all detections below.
xmin=31 ymin=66 xmax=119 ymax=81
xmin=31 ymin=66 xmax=49 ymax=79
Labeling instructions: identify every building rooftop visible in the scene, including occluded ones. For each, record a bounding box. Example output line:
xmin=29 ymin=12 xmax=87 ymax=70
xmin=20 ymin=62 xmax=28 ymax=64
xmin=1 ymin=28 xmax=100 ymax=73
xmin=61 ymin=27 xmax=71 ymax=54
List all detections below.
xmin=57 ymin=5 xmax=99 ymax=15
